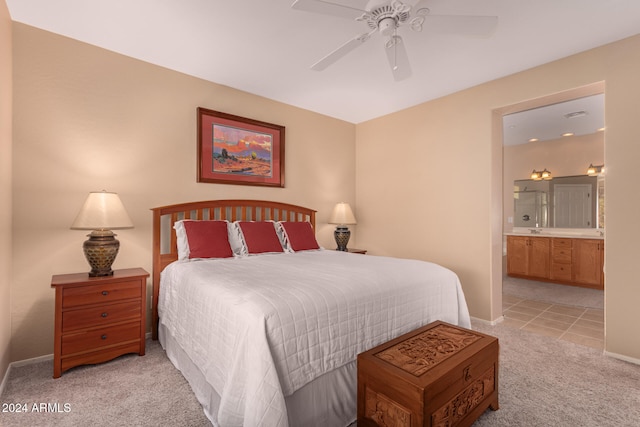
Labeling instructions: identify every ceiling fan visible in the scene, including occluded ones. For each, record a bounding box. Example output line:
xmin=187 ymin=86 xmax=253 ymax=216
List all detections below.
xmin=291 ymin=0 xmax=498 ymax=81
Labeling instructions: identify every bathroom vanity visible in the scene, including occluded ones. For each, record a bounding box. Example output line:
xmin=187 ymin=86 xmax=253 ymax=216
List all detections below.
xmin=506 ymin=233 xmax=604 ymax=290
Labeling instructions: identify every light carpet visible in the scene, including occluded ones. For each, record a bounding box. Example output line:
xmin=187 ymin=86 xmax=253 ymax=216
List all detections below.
xmin=472 ymin=319 xmax=640 ymax=426
xmin=0 ymin=341 xmax=210 ymax=427
xmin=2 ymin=322 xmax=639 ymax=426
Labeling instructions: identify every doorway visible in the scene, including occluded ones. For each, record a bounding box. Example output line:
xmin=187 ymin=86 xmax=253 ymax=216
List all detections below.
xmin=492 ymin=82 xmax=605 ymax=344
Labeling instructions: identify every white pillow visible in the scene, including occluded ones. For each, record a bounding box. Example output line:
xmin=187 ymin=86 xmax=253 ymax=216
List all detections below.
xmin=174 ymin=220 xmax=190 ymax=260
xmin=228 ymin=221 xmax=248 ymax=257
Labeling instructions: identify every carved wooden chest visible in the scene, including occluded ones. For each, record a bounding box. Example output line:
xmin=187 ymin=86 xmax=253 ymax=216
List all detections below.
xmin=357 ymin=321 xmax=499 ymax=427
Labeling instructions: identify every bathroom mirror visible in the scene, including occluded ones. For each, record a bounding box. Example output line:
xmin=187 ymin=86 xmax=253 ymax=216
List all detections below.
xmin=514 ymin=174 xmax=603 ymax=228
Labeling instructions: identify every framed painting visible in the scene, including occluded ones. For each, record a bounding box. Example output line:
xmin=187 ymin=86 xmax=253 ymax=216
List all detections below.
xmin=197 ymin=108 xmax=285 ymax=187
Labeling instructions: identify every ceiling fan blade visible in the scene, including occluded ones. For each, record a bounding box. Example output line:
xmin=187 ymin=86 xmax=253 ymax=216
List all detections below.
xmin=406 ymin=0 xmax=428 ymax=9
xmin=311 ymin=31 xmax=373 ymax=71
xmin=291 ymin=0 xmax=368 ymax=20
xmin=423 ymin=14 xmax=498 ymax=37
xmin=385 ymin=35 xmax=411 ymax=81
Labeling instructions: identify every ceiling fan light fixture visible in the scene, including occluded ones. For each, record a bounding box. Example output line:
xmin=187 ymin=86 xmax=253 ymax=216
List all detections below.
xmin=378 ymin=17 xmax=397 ymax=36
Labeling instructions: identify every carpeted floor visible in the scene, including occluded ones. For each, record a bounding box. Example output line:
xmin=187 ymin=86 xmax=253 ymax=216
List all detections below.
xmin=2 ymin=320 xmax=639 ymax=427
xmin=471 ymin=320 xmax=640 ymax=426
xmin=0 ymin=340 xmax=211 ymax=427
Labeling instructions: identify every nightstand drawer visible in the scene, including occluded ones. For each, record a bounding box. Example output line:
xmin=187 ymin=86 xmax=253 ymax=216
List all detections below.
xmin=62 ymin=300 xmax=141 ymax=332
xmin=62 ymin=280 xmax=142 ymax=308
xmin=61 ymin=321 xmax=141 ymax=356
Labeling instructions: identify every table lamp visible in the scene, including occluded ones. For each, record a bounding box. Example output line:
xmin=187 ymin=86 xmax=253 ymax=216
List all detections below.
xmin=329 ymin=202 xmax=357 ymax=251
xmin=71 ymin=191 xmax=134 ymax=277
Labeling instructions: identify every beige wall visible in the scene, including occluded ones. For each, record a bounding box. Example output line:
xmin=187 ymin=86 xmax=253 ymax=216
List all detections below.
xmin=0 ymin=0 xmax=12 ymax=381
xmin=10 ymin=22 xmax=640 ymax=363
xmin=11 ymin=24 xmax=356 ymax=361
xmin=503 ymin=132 xmax=604 ymax=231
xmin=357 ymin=34 xmax=640 ymax=361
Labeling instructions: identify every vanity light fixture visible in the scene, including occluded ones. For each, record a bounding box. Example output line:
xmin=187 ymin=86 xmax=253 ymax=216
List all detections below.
xmin=531 ymin=169 xmax=552 ymax=181
xmin=562 ymin=132 xmax=574 ymax=137
xmin=540 ymin=168 xmax=552 ymax=180
xmin=587 ymin=163 xmax=604 ymax=176
xmin=528 ymin=138 xmax=539 ymax=143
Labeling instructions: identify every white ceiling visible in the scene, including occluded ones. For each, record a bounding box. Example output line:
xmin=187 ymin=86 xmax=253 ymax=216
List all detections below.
xmin=503 ymin=94 xmax=605 ymax=146
xmin=6 ymin=0 xmax=640 ymax=124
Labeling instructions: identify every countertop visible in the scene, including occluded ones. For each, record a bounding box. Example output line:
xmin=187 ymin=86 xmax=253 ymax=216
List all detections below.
xmin=504 ymin=228 xmax=604 ymax=240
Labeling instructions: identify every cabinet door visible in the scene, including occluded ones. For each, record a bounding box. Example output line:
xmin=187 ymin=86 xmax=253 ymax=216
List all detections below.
xmin=528 ymin=237 xmax=550 ymax=279
xmin=573 ymin=239 xmax=604 ymax=288
xmin=507 ymin=236 xmax=528 ymax=276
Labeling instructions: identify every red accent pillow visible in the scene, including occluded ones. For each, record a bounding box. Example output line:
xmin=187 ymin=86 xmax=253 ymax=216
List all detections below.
xmin=280 ymin=222 xmax=320 ymax=251
xmin=237 ymin=222 xmax=284 ymax=254
xmin=183 ymin=221 xmax=233 ymax=259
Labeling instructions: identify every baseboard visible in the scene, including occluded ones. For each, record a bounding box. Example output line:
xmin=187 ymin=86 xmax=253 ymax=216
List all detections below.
xmin=9 ymin=353 xmax=53 ymax=368
xmin=603 ymin=350 xmax=640 ymax=366
xmin=0 ymin=354 xmax=53 ymax=398
xmin=0 ymin=365 xmax=8 ymax=398
xmin=470 ymin=315 xmax=504 ymax=326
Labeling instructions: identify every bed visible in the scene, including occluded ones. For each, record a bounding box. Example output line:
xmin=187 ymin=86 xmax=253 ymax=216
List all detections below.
xmin=151 ymin=199 xmax=471 ymax=427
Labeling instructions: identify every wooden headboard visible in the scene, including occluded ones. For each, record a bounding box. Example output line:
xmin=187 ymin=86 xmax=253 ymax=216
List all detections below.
xmin=150 ymin=199 xmax=316 ymax=339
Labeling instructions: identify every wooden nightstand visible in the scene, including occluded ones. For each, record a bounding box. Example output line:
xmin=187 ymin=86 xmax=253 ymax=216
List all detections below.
xmin=51 ymin=267 xmax=149 ymax=378
xmin=346 ymin=248 xmax=367 ymax=254
xmin=334 ymin=248 xmax=367 ymax=254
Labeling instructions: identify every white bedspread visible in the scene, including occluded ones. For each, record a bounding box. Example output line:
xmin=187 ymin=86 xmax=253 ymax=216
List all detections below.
xmin=159 ymin=250 xmax=470 ymax=427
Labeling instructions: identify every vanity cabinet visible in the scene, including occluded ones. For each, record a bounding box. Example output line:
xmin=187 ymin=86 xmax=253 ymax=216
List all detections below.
xmin=506 ymin=235 xmax=550 ymax=280
xmin=507 ymin=235 xmax=604 ymax=290
xmin=550 ymin=238 xmax=572 ymax=282
xmin=572 ymin=239 xmax=605 ymax=288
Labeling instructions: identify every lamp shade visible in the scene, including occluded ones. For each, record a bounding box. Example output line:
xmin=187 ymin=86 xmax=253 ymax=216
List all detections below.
xmin=329 ymin=202 xmax=357 ymax=225
xmin=71 ymin=191 xmax=134 ymax=230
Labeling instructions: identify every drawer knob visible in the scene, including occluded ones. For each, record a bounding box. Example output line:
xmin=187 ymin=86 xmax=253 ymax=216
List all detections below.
xmin=101 ymin=290 xmax=109 ymax=296
xmin=101 ymin=334 xmax=107 ymax=340
xmin=101 ymin=312 xmax=108 ymax=318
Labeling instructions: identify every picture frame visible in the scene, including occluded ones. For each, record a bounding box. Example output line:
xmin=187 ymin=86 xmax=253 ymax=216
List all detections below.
xmin=197 ymin=107 xmax=285 ymax=187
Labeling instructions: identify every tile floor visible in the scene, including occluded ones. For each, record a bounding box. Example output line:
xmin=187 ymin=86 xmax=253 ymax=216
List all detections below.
xmin=502 ymin=294 xmax=604 ymax=350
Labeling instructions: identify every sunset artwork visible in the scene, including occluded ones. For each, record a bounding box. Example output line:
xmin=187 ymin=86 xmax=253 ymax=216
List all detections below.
xmin=212 ymin=124 xmax=273 ymax=177
xmin=198 ymin=108 xmax=284 ymax=187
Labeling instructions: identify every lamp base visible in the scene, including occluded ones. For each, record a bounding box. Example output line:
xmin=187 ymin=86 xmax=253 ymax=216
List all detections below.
xmin=334 ymin=226 xmax=351 ymax=251
xmin=83 ymin=230 xmax=119 ymax=277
